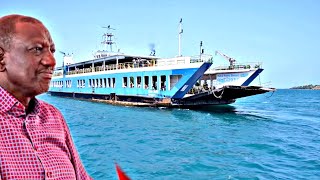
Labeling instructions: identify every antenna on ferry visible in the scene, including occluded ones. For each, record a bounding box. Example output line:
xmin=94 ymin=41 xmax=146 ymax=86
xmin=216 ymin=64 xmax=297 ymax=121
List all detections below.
xmin=178 ymin=18 xmax=183 ymax=57
xmin=59 ymin=51 xmax=66 ymax=67
xmin=102 ymin=25 xmax=115 ymax=30
xmin=149 ymin=43 xmax=156 ymax=56
xmin=102 ymin=25 xmax=116 ymax=52
xmin=59 ymin=51 xmax=66 ymax=56
xmin=59 ymin=51 xmax=67 ymax=76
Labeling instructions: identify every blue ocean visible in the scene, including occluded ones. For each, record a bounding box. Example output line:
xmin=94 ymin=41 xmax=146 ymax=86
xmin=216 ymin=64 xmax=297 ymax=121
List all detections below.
xmin=38 ymin=89 xmax=320 ymax=180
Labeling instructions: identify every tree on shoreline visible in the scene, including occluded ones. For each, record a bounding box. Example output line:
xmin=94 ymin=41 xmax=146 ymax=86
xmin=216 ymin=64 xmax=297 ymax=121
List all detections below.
xmin=290 ymin=84 xmax=320 ymax=89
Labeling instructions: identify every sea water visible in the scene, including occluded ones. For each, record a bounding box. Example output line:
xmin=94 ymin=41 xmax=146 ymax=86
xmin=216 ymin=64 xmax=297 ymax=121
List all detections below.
xmin=38 ymin=89 xmax=320 ymax=180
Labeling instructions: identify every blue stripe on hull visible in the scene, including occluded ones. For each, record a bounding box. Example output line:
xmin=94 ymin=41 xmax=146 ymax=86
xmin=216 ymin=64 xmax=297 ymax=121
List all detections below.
xmin=241 ymin=68 xmax=263 ymax=86
xmin=172 ymin=62 xmax=212 ymax=99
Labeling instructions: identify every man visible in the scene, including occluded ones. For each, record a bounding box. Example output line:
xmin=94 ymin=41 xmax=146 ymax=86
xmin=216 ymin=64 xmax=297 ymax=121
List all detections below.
xmin=0 ymin=14 xmax=92 ymax=179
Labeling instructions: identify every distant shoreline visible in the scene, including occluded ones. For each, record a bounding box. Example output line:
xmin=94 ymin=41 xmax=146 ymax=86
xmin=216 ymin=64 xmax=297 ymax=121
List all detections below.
xmin=290 ymin=85 xmax=320 ymax=90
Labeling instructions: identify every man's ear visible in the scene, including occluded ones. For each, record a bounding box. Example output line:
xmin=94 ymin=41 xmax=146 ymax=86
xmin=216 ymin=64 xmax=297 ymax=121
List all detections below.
xmin=0 ymin=47 xmax=6 ymax=72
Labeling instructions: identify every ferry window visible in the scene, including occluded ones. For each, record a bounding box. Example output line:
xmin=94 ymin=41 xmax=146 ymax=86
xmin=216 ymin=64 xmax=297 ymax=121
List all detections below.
xmin=107 ymin=78 xmax=111 ymax=88
xmin=144 ymin=76 xmax=149 ymax=89
xmin=82 ymin=80 xmax=85 ymax=88
xmin=103 ymin=78 xmax=107 ymax=88
xmin=100 ymin=78 xmax=103 ymax=88
xmin=170 ymin=75 xmax=182 ymax=90
xmin=137 ymin=76 xmax=142 ymax=88
xmin=112 ymin=78 xmax=116 ymax=88
xmin=152 ymin=76 xmax=157 ymax=90
xmin=130 ymin=77 xmax=134 ymax=88
xmin=89 ymin=79 xmax=91 ymax=87
xmin=123 ymin=77 xmax=128 ymax=87
xmin=66 ymin=80 xmax=70 ymax=88
xmin=161 ymin=75 xmax=166 ymax=90
xmin=95 ymin=79 xmax=98 ymax=88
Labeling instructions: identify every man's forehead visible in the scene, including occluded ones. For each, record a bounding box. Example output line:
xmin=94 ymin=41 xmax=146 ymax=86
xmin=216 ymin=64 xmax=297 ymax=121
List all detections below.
xmin=14 ymin=21 xmax=53 ymax=43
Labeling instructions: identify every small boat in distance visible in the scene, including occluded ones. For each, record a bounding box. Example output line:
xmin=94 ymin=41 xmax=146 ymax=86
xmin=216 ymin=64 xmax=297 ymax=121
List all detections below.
xmin=49 ymin=20 xmax=274 ymax=108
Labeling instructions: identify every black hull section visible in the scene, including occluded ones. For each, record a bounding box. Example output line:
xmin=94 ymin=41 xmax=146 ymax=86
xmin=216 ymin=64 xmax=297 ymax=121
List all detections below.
xmin=172 ymin=85 xmax=275 ymax=108
xmin=48 ymin=86 xmax=275 ymax=108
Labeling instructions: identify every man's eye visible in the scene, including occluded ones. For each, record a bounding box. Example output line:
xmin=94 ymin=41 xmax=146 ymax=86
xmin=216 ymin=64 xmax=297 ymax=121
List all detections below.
xmin=30 ymin=47 xmax=43 ymax=53
xmin=35 ymin=47 xmax=43 ymax=52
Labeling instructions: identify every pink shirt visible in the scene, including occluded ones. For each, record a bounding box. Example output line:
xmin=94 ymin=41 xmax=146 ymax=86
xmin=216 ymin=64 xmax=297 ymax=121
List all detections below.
xmin=0 ymin=86 xmax=92 ymax=179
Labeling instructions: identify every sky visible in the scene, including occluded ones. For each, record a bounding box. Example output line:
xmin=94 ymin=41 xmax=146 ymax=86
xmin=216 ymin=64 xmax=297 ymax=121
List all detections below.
xmin=1 ymin=0 xmax=320 ymax=88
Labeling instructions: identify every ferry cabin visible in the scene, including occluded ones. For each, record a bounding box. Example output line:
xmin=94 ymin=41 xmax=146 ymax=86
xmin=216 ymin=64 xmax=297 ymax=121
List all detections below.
xmin=49 ymin=54 xmax=213 ymax=101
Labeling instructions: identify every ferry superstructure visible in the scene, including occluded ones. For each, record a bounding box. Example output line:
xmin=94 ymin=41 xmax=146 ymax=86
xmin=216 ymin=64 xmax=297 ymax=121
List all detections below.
xmin=50 ymin=52 xmax=213 ymax=105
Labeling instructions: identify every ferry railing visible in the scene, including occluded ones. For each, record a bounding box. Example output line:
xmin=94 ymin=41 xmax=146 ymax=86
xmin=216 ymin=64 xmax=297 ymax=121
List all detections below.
xmin=55 ymin=55 xmax=213 ymax=76
xmin=190 ymin=54 xmax=213 ymax=63
xmin=53 ymin=72 xmax=63 ymax=76
xmin=211 ymin=62 xmax=263 ymax=71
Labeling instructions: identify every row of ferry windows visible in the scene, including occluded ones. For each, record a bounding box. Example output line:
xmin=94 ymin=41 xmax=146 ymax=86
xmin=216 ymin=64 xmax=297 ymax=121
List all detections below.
xmin=122 ymin=75 xmax=167 ymax=90
xmin=88 ymin=78 xmax=116 ymax=88
xmin=51 ymin=75 xmax=168 ymax=90
xmin=51 ymin=78 xmax=116 ymax=88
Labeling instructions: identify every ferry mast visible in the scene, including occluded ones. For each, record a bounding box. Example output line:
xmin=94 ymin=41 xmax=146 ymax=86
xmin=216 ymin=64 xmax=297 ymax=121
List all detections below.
xmin=102 ymin=25 xmax=115 ymax=52
xmin=178 ymin=18 xmax=183 ymax=56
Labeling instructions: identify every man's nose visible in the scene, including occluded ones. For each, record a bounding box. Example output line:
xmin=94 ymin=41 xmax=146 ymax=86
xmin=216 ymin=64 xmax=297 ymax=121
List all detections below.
xmin=41 ymin=50 xmax=56 ymax=67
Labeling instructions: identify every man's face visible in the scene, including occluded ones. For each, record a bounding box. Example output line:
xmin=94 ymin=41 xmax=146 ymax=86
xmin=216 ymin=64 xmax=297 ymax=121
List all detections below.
xmin=4 ymin=22 xmax=56 ymax=97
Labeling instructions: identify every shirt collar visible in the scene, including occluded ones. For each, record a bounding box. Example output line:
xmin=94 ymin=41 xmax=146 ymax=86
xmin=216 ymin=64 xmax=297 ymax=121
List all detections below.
xmin=0 ymin=86 xmax=39 ymax=115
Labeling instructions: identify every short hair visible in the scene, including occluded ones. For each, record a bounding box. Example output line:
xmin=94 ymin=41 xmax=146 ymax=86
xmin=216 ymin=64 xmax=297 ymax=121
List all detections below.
xmin=0 ymin=14 xmax=44 ymax=51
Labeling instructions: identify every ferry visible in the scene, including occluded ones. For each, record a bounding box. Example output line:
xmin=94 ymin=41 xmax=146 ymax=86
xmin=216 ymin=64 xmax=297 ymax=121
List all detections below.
xmin=49 ymin=21 xmax=274 ymax=108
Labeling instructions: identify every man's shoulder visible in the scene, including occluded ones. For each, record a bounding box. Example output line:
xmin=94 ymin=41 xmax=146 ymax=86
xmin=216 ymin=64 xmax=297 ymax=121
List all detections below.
xmin=36 ymin=99 xmax=62 ymax=116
